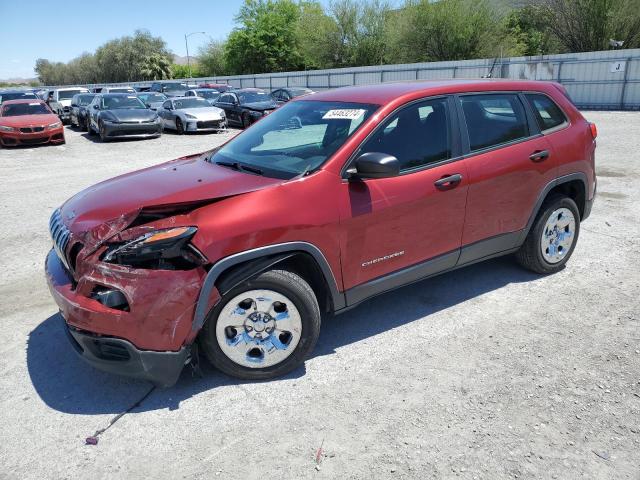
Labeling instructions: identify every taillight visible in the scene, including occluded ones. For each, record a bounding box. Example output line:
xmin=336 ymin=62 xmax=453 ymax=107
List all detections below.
xmin=589 ymin=122 xmax=598 ymax=139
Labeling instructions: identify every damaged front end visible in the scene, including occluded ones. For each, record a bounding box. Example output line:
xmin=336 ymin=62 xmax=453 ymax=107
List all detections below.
xmin=45 ymin=205 xmax=218 ymax=387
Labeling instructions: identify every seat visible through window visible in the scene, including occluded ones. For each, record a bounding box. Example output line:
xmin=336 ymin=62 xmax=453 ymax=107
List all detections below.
xmin=358 ymin=97 xmax=450 ymax=171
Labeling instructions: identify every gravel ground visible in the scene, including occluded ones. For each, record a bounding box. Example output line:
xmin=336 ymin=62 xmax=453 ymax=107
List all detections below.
xmin=0 ymin=114 xmax=639 ymax=480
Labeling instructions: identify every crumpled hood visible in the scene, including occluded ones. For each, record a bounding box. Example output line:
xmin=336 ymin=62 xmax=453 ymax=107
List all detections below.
xmin=105 ymin=109 xmax=157 ymax=122
xmin=243 ymin=101 xmax=278 ymax=111
xmin=60 ymin=154 xmax=284 ymax=242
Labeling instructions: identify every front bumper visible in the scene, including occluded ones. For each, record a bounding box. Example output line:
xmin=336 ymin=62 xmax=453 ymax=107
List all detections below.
xmin=45 ymin=248 xmax=205 ymax=385
xmin=0 ymin=128 xmax=64 ymax=146
xmin=185 ymin=119 xmax=227 ymax=132
xmin=102 ymin=121 xmax=163 ymax=138
xmin=64 ymin=320 xmax=189 ymax=387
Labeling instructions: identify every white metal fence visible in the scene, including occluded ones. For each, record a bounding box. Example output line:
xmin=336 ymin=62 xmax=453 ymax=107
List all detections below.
xmin=64 ymin=48 xmax=640 ymax=110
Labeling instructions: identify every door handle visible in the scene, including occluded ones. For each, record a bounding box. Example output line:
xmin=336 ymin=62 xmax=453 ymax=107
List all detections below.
xmin=529 ymin=150 xmax=549 ymax=162
xmin=434 ymin=174 xmax=463 ymax=189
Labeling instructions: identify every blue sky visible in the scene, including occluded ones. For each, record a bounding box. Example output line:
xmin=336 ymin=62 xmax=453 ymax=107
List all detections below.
xmin=0 ymin=0 xmax=253 ymax=79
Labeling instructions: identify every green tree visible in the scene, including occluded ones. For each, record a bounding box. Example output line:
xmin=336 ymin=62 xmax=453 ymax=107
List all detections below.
xmin=142 ymin=53 xmax=173 ymax=80
xmin=296 ymin=1 xmax=339 ymax=69
xmin=198 ymin=40 xmax=228 ymax=76
xmin=170 ymin=63 xmax=202 ymax=78
xmin=225 ymin=0 xmax=305 ymax=74
xmin=94 ymin=29 xmax=172 ymax=82
xmin=387 ymin=0 xmax=498 ymax=63
xmin=544 ymin=0 xmax=640 ymax=52
xmin=501 ymin=5 xmax=563 ymax=56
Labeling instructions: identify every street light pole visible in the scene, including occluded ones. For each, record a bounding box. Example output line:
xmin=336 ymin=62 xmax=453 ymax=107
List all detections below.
xmin=184 ymin=31 xmax=206 ymax=79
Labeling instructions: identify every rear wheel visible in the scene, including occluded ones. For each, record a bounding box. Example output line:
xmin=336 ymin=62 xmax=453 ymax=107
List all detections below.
xmin=516 ymin=195 xmax=580 ymax=274
xmin=200 ymin=269 xmax=321 ymax=380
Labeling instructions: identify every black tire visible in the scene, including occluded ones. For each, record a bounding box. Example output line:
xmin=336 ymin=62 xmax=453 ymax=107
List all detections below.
xmin=516 ymin=195 xmax=580 ymax=274
xmin=241 ymin=112 xmax=251 ymax=129
xmin=82 ymin=115 xmax=89 ymax=132
xmin=87 ymin=118 xmax=95 ymax=136
xmin=200 ymin=269 xmax=321 ymax=380
xmin=98 ymin=121 xmax=108 ymax=142
xmin=175 ymin=117 xmax=184 ymax=135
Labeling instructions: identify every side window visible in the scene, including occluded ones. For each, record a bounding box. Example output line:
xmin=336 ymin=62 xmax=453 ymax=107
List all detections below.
xmin=358 ymin=97 xmax=451 ymax=171
xmin=525 ymin=93 xmax=567 ymax=131
xmin=219 ymin=94 xmax=231 ymax=103
xmin=460 ymin=93 xmax=528 ymax=151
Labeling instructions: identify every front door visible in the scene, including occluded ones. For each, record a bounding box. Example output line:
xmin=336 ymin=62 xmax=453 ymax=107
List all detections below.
xmin=338 ymin=97 xmax=468 ymax=298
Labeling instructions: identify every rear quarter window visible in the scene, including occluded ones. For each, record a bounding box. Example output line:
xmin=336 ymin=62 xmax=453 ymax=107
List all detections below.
xmin=525 ymin=93 xmax=567 ymax=132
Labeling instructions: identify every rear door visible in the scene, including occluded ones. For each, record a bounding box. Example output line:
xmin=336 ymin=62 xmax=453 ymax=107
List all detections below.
xmin=456 ymin=92 xmax=557 ymax=256
xmin=338 ymin=96 xmax=469 ymax=295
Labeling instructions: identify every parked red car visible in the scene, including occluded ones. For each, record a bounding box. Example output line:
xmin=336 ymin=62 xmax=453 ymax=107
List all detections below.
xmin=198 ymin=83 xmax=232 ymax=92
xmin=0 ymin=99 xmax=64 ymax=147
xmin=45 ymin=79 xmax=596 ymax=387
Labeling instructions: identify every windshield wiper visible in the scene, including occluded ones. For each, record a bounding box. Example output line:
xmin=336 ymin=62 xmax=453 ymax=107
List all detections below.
xmin=215 ymin=160 xmax=263 ymax=176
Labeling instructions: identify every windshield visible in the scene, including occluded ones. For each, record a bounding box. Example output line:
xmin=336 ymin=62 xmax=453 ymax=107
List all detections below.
xmin=238 ymin=91 xmax=271 ymax=104
xmin=109 ymin=88 xmax=135 ymax=93
xmin=76 ymin=94 xmax=95 ymax=106
xmin=2 ymin=102 xmax=50 ymax=116
xmin=59 ymin=90 xmax=86 ymax=100
xmin=210 ymin=100 xmax=378 ymax=179
xmin=164 ymin=83 xmax=188 ymax=92
xmin=139 ymin=93 xmax=167 ymax=103
xmin=173 ymin=98 xmax=211 ymax=109
xmin=0 ymin=92 xmax=38 ymax=103
xmin=197 ymin=90 xmax=220 ymax=100
xmin=102 ymin=96 xmax=146 ymax=110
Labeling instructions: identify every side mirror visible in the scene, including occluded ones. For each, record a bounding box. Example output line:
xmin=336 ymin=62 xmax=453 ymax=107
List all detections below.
xmin=145 ymin=103 xmax=151 ymax=108
xmin=93 ymin=104 xmax=99 ymax=110
xmin=347 ymin=152 xmax=400 ymax=179
xmin=70 ymin=104 xmax=77 ymax=108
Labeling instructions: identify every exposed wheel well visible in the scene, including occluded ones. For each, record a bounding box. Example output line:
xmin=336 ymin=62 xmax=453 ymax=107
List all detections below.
xmin=546 ymin=179 xmax=586 ymax=219
xmin=214 ymin=251 xmax=333 ymax=314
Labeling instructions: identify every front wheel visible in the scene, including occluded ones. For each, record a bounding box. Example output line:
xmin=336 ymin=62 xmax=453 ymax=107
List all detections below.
xmin=516 ymin=195 xmax=580 ymax=274
xmin=175 ymin=117 xmax=184 ymax=135
xmin=200 ymin=270 xmax=321 ymax=380
xmin=98 ymin=121 xmax=108 ymax=142
xmin=241 ymin=112 xmax=251 ymax=129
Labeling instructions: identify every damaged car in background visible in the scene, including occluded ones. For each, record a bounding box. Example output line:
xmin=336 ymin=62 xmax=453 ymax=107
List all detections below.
xmin=45 ymin=79 xmax=596 ymax=387
xmin=87 ymin=93 xmax=163 ymax=141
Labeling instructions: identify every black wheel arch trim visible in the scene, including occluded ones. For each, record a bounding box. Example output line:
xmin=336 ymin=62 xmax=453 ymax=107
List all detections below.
xmin=518 ymin=172 xmax=589 ymax=245
xmin=191 ymin=242 xmax=345 ymax=336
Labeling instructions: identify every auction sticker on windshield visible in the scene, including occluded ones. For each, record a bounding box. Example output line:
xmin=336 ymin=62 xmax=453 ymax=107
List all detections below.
xmin=322 ymin=109 xmax=366 ymax=120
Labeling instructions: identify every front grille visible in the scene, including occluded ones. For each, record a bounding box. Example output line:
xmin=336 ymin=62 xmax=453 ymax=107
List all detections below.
xmin=197 ymin=120 xmax=221 ymax=129
xmin=49 ymin=209 xmax=71 ymax=269
xmin=19 ymin=126 xmax=45 ymax=133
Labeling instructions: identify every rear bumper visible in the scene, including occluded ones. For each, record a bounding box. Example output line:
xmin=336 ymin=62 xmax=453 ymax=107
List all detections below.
xmin=64 ymin=320 xmax=190 ymax=387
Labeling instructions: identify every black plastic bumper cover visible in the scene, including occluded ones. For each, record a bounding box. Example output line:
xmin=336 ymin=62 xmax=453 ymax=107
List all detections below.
xmin=63 ymin=320 xmax=189 ymax=387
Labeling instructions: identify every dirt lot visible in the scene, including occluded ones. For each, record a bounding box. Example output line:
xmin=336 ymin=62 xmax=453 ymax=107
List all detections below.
xmin=0 ymin=114 xmax=639 ymax=480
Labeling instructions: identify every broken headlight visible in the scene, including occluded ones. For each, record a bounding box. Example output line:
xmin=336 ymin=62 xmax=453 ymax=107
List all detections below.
xmin=102 ymin=226 xmax=205 ymax=270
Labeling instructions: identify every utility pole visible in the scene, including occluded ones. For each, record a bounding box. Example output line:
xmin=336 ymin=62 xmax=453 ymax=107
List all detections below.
xmin=185 ymin=31 xmax=206 ymax=79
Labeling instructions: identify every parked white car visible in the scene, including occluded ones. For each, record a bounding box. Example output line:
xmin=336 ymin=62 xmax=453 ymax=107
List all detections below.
xmin=46 ymin=87 xmax=90 ymax=124
xmin=100 ymin=86 xmax=137 ymax=94
xmin=158 ymin=97 xmax=227 ymax=134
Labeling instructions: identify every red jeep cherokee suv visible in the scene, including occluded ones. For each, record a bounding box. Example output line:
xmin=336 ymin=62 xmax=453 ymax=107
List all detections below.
xmin=45 ymin=80 xmax=596 ymax=387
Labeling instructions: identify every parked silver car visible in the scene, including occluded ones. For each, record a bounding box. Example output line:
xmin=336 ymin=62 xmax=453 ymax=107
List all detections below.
xmin=136 ymin=92 xmax=169 ymax=110
xmin=185 ymin=89 xmax=221 ymax=105
xmin=158 ymin=97 xmax=226 ymax=134
xmin=100 ymin=86 xmax=137 ymax=94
